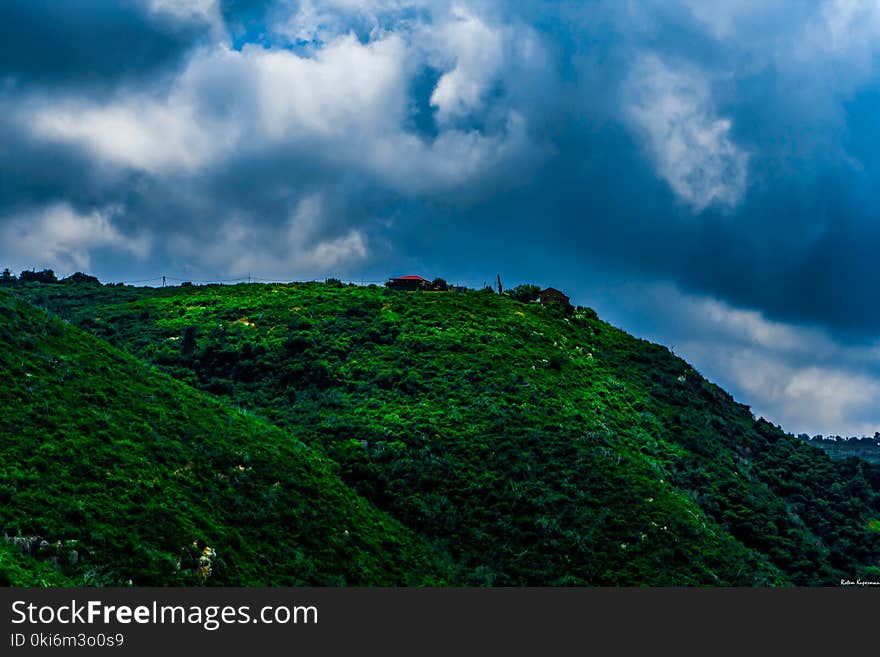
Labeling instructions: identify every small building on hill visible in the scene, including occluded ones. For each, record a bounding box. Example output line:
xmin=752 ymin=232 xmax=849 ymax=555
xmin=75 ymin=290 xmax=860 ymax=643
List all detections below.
xmin=539 ymin=287 xmax=572 ymax=311
xmin=387 ymin=275 xmax=431 ymax=291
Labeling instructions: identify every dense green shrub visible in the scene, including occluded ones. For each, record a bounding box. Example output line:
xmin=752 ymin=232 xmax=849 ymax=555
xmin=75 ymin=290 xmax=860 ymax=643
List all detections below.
xmin=508 ymin=284 xmax=541 ymax=303
xmin=19 ymin=269 xmax=57 ymax=284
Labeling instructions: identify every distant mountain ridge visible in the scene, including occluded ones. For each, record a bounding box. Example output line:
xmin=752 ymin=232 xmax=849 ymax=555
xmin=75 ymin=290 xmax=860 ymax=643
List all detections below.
xmin=803 ymin=435 xmax=880 ymax=465
xmin=4 ymin=278 xmax=880 ymax=585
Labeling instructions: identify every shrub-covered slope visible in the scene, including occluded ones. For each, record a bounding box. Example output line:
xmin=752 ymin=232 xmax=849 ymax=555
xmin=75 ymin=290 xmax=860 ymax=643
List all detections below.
xmin=13 ymin=281 xmax=880 ymax=585
xmin=0 ymin=290 xmax=448 ymax=586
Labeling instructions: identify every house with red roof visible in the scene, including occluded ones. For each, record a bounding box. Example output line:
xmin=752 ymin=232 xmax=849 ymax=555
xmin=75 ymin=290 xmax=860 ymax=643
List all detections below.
xmin=387 ymin=275 xmax=431 ymax=291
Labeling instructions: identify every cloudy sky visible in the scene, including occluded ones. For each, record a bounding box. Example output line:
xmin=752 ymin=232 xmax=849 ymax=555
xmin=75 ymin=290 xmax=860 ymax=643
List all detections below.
xmin=3 ymin=0 xmax=880 ymax=437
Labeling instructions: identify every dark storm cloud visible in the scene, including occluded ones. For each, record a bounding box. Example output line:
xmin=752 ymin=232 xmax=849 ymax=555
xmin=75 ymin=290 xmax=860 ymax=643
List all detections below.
xmin=438 ymin=1 xmax=880 ymax=342
xmin=0 ymin=0 xmax=213 ymax=90
xmin=4 ymin=0 xmax=880 ymax=432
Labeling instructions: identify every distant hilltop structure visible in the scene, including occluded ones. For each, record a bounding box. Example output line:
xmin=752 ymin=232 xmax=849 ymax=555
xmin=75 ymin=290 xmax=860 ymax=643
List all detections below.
xmin=385 ymin=275 xmax=569 ymax=308
xmin=387 ymin=275 xmax=431 ymax=291
xmin=539 ymin=287 xmax=572 ymax=311
xmin=386 ymin=275 xmax=466 ymax=292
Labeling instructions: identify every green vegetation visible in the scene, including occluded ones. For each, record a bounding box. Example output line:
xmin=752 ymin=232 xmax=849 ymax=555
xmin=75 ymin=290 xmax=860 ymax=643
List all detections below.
xmin=6 ymin=279 xmax=880 ymax=585
xmin=0 ymin=290 xmax=448 ymax=586
xmin=507 ymin=284 xmax=541 ymax=303
xmin=0 ymin=540 xmax=77 ymax=587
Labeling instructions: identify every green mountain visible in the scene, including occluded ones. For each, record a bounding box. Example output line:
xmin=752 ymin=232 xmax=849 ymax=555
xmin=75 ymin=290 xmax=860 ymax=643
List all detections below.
xmin=0 ymin=289 xmax=448 ymax=586
xmin=6 ymin=279 xmax=880 ymax=585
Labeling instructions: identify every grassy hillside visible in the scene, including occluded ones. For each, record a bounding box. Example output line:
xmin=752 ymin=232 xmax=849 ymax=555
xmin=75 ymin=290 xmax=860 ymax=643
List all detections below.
xmin=0 ymin=289 xmax=449 ymax=586
xmin=10 ymin=280 xmax=880 ymax=585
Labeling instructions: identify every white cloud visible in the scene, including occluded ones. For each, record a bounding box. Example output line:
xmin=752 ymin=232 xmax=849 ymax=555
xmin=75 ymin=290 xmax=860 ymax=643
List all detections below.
xmin=274 ymin=0 xmax=522 ymax=129
xmin=275 ymin=0 xmax=427 ymax=43
xmin=22 ymin=33 xmax=410 ymax=173
xmin=625 ymin=55 xmax=749 ymax=213
xmin=146 ymin=0 xmax=224 ymax=33
xmin=28 ymin=95 xmax=231 ymax=174
xmin=0 ymin=203 xmax=151 ymax=273
xmin=241 ymin=33 xmax=411 ymax=140
xmin=817 ymin=0 xmax=880 ymax=55
xmin=284 ymin=193 xmax=368 ymax=271
xmin=428 ymin=5 xmax=504 ymax=124
xmin=366 ymin=108 xmax=536 ymax=193
xmin=682 ymin=295 xmax=841 ymax=357
xmin=170 ymin=193 xmax=368 ymax=279
xmin=22 ymin=21 xmax=534 ymax=191
xmin=25 ymin=33 xmax=409 ymax=173
xmin=687 ymin=343 xmax=880 ymax=438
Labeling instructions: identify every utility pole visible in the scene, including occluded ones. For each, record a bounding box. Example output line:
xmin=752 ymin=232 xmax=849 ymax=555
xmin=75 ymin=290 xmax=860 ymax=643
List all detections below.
xmin=497 ymin=274 xmax=503 ymax=294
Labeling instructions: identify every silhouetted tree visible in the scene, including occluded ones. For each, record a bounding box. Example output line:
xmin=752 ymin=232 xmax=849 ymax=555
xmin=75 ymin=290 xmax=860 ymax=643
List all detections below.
xmin=19 ymin=269 xmax=57 ymax=284
xmin=61 ymin=272 xmax=100 ymax=285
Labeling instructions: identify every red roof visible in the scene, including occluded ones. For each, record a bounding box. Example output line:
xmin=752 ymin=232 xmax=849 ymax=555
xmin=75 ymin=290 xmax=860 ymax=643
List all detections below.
xmin=393 ymin=275 xmax=430 ymax=281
